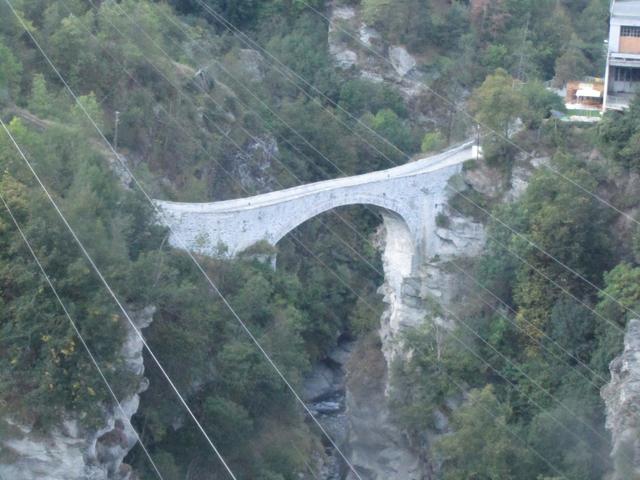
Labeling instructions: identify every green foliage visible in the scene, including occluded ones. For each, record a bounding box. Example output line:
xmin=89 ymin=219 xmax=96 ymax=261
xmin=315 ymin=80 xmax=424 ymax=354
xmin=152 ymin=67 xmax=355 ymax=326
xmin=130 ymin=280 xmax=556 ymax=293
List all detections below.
xmin=0 ymin=117 xmax=162 ymax=428
xmin=27 ymin=74 xmax=55 ymax=118
xmin=421 ymin=130 xmax=445 ymax=153
xmin=596 ymin=263 xmax=640 ymax=328
xmin=390 ymin=320 xmax=479 ymax=435
xmin=471 ymin=69 xmax=525 ymax=138
xmin=435 ymin=386 xmax=531 ymax=480
xmin=0 ymin=39 xmax=21 ymax=102
xmin=520 ymin=81 xmax=565 ymax=129
xmin=499 ymin=154 xmax=611 ymax=346
xmin=553 ymin=43 xmax=591 ymax=87
xmin=435 ymin=211 xmax=450 ymax=228
xmin=599 ymin=95 xmax=640 ymax=171
xmin=264 ymin=13 xmax=338 ymax=97
xmin=339 ymin=79 xmax=407 ymax=118
xmin=369 ymin=109 xmax=416 ymax=150
xmin=362 ymin=0 xmax=434 ymax=50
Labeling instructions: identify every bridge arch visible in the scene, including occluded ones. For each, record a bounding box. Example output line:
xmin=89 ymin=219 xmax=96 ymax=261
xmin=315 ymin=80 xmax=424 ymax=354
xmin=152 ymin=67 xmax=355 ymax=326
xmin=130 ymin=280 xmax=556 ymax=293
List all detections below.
xmin=269 ymin=194 xmax=416 ymax=278
xmin=269 ymin=193 xmax=417 ymax=247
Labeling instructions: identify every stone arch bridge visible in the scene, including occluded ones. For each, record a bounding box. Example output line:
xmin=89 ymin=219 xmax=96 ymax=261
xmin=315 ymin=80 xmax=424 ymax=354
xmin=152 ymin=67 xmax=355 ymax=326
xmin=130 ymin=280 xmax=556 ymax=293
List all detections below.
xmin=155 ymin=142 xmax=475 ymax=268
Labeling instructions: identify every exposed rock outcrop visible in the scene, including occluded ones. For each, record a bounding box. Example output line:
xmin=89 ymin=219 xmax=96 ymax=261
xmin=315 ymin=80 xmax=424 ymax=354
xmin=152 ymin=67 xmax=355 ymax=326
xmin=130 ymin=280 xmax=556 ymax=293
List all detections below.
xmin=343 ymin=191 xmax=485 ymax=479
xmin=602 ymin=318 xmax=640 ymax=480
xmin=327 ymin=4 xmax=420 ymax=89
xmin=389 ymin=46 xmax=417 ymax=78
xmin=230 ymin=136 xmax=281 ymax=195
xmin=0 ymin=307 xmax=155 ymax=480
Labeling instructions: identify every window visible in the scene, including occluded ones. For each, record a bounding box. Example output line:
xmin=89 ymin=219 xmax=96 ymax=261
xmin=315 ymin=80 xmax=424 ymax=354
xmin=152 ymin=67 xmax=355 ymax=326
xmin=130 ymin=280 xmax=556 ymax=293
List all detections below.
xmin=614 ymin=67 xmax=640 ymax=82
xmin=621 ymin=26 xmax=640 ymax=37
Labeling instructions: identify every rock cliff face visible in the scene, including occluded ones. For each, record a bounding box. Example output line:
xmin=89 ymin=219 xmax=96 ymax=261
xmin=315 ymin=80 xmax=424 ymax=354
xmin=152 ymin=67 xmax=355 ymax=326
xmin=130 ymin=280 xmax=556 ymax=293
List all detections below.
xmin=327 ymin=4 xmax=426 ymax=99
xmin=602 ymin=318 xmax=640 ymax=480
xmin=343 ymin=187 xmax=485 ymax=479
xmin=0 ymin=307 xmax=155 ymax=480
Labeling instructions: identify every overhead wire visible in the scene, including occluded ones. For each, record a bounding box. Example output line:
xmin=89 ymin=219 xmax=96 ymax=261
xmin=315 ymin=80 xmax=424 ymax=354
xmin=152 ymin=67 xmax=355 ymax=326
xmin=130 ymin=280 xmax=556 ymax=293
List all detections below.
xmin=296 ymin=0 xmax=640 ymax=232
xmin=205 ymin=0 xmax=640 ymax=330
xmin=5 ymin=0 xmax=624 ymax=472
xmin=158 ymin=0 xmax=614 ymax=396
xmin=4 ymin=1 xmax=363 ymax=477
xmin=288 ymin=232 xmax=584 ymax=477
xmin=179 ymin=3 xmax=623 ymax=459
xmin=196 ymin=0 xmax=638 ymax=384
xmin=107 ymin=2 xmax=632 ymax=468
xmin=0 ymin=11 xmax=239 ymax=475
xmin=288 ymin=232 xmax=614 ymax=466
xmin=81 ymin=0 xmax=620 ymax=464
xmin=187 ymin=0 xmax=611 ymax=389
xmin=0 ymin=180 xmax=165 ymax=480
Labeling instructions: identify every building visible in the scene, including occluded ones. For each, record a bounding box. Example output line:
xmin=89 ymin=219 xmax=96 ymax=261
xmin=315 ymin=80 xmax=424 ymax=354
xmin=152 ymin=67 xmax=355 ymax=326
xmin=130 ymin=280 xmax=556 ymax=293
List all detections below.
xmin=603 ymin=0 xmax=640 ymax=110
xmin=566 ymin=79 xmax=604 ymax=108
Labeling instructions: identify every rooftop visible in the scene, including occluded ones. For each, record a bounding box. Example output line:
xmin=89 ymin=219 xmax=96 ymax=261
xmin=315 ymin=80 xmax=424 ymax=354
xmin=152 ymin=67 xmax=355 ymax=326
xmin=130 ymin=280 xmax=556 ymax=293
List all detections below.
xmin=611 ymin=1 xmax=640 ymax=17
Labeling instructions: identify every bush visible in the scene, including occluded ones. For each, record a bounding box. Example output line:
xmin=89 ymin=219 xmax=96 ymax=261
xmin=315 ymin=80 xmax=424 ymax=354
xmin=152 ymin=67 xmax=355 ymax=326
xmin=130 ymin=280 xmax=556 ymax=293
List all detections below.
xmin=421 ymin=131 xmax=445 ymax=153
xmin=435 ymin=211 xmax=450 ymax=228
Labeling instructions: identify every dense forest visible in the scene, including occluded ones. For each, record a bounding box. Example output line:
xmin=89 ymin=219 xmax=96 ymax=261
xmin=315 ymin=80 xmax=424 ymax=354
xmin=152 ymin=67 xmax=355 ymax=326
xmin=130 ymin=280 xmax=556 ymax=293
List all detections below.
xmin=1 ymin=0 xmax=639 ymax=479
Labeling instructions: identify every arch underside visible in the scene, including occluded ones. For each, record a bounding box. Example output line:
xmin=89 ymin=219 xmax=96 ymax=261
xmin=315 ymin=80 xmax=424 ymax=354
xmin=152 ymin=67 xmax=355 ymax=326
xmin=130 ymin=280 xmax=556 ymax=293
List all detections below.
xmin=270 ymin=193 xmax=416 ymax=247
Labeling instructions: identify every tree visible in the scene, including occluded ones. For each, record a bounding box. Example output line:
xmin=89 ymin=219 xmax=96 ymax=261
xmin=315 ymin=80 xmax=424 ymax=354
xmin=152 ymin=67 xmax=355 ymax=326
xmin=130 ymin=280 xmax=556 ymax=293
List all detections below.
xmin=435 ymin=386 xmax=529 ymax=480
xmin=553 ymin=43 xmax=591 ymax=87
xmin=203 ymin=396 xmax=254 ymax=453
xmin=470 ymin=0 xmax=510 ymax=42
xmin=369 ymin=108 xmax=416 ymax=152
xmin=362 ymin=0 xmax=433 ymax=49
xmin=520 ymin=81 xmax=565 ymax=130
xmin=421 ymin=131 xmax=445 ymax=153
xmin=27 ymin=74 xmax=55 ymax=118
xmin=471 ymin=68 xmax=525 ymax=139
xmin=480 ymin=154 xmax=612 ymax=348
xmin=0 ymin=39 xmax=21 ymax=102
xmin=596 ymin=263 xmax=640 ymax=328
xmin=470 ymin=69 xmax=525 ymax=166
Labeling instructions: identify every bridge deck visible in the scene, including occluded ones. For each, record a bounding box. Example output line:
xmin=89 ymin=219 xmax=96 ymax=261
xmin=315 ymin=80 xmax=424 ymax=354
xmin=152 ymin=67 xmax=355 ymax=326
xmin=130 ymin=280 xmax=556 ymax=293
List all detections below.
xmin=157 ymin=142 xmax=474 ymax=213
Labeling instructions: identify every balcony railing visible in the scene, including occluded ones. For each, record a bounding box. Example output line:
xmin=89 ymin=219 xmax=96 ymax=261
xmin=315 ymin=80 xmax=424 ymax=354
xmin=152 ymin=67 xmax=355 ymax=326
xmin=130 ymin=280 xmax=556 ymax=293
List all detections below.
xmin=609 ymin=52 xmax=640 ymax=66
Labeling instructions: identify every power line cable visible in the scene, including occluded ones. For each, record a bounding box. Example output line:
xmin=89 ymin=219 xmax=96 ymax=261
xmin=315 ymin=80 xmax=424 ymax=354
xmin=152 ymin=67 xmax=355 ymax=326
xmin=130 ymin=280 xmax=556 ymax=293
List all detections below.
xmin=89 ymin=0 xmax=618 ymax=453
xmin=287 ymin=236 xmax=586 ymax=476
xmin=82 ymin=0 xmax=383 ymax=276
xmin=7 ymin=0 xmax=624 ymax=472
xmin=431 ymin=363 xmax=570 ymax=479
xmin=194 ymin=0 xmax=467 ymax=166
xmin=0 ymin=185 xmax=165 ymax=480
xmin=296 ymin=0 xmax=640 ymax=231
xmin=103 ymin=0 xmax=628 ymax=465
xmin=0 ymin=110 xmax=237 ymax=480
xmin=91 ymin=0 xmax=619 ymax=454
xmin=446 ymin=192 xmax=628 ymax=334
xmin=289 ymin=231 xmax=615 ymax=464
xmin=181 ymin=2 xmax=640 ymax=330
xmin=199 ymin=0 xmax=635 ymax=339
xmin=4 ymin=2 xmax=363 ymax=477
xmin=163 ymin=3 xmax=613 ymax=389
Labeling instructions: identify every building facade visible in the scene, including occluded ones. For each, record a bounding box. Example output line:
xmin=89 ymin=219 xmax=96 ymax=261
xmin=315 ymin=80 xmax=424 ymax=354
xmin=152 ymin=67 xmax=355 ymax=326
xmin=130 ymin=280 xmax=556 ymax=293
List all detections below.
xmin=604 ymin=0 xmax=640 ymax=110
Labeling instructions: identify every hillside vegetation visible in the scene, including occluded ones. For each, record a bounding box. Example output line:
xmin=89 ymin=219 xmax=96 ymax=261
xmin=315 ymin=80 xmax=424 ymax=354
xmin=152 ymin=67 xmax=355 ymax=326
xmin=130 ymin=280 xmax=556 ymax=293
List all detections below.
xmin=1 ymin=0 xmax=639 ymax=479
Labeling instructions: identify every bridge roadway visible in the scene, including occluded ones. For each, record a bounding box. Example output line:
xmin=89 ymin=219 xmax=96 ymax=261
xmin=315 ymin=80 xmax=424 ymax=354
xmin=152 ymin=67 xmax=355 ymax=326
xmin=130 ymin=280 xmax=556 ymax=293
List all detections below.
xmin=155 ymin=141 xmax=475 ymax=258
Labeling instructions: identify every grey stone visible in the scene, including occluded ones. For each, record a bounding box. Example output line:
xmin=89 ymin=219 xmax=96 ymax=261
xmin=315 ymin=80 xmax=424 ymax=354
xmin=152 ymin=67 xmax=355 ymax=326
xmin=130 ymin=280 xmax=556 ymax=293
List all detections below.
xmin=389 ymin=46 xmax=417 ymax=77
xmin=602 ymin=319 xmax=640 ymax=479
xmin=0 ymin=307 xmax=155 ymax=480
xmin=155 ymin=142 xmax=476 ymax=262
